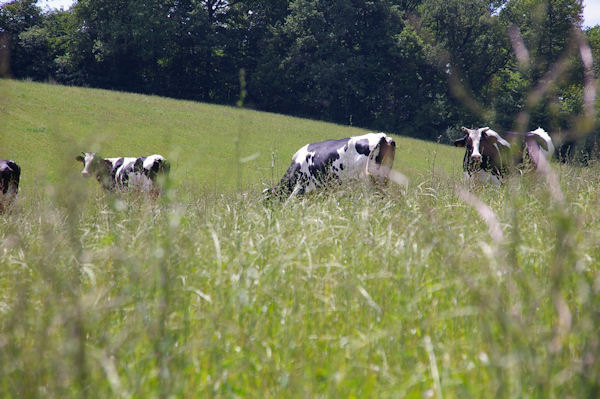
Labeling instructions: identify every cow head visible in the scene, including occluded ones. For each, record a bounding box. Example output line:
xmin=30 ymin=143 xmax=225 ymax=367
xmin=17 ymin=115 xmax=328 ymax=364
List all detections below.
xmin=522 ymin=127 xmax=554 ymax=169
xmin=375 ymin=136 xmax=396 ymax=168
xmin=456 ymin=126 xmax=510 ymax=162
xmin=455 ymin=127 xmax=512 ymax=180
xmin=76 ymin=152 xmax=106 ymax=177
xmin=76 ymin=152 xmax=115 ymax=190
xmin=367 ymin=135 xmax=396 ymax=184
xmin=455 ymin=127 xmax=487 ymax=162
xmin=526 ymin=127 xmax=554 ymax=155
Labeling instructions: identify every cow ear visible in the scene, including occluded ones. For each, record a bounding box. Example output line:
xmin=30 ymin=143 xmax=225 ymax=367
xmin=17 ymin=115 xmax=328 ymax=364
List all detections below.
xmin=454 ymin=136 xmax=467 ymax=147
xmin=461 ymin=126 xmax=470 ymax=133
xmin=76 ymin=155 xmax=84 ymax=162
xmin=481 ymin=128 xmax=496 ymax=142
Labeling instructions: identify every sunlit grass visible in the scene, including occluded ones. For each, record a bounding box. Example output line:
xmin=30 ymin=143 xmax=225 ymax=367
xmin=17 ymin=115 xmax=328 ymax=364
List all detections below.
xmin=0 ymin=79 xmax=463 ymax=193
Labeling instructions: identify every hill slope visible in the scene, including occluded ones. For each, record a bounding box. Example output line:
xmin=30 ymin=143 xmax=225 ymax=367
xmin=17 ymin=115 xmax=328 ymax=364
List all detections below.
xmin=1 ymin=79 xmax=463 ymax=194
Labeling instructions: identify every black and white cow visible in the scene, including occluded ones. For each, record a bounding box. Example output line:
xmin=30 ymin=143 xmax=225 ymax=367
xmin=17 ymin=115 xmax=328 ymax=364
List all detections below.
xmin=265 ymin=132 xmax=396 ymax=199
xmin=454 ymin=127 xmax=554 ymax=184
xmin=76 ymin=152 xmax=169 ymax=193
xmin=0 ymin=159 xmax=21 ymax=212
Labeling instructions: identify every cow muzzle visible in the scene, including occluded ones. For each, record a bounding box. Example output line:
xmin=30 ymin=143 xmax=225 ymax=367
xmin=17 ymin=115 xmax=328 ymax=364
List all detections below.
xmin=81 ymin=171 xmax=91 ymax=177
xmin=470 ymin=154 xmax=482 ymax=163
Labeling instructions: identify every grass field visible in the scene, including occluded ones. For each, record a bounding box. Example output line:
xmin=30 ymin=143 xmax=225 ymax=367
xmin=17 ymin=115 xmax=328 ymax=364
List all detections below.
xmin=2 ymin=80 xmax=600 ymax=398
xmin=0 ymin=79 xmax=462 ymax=193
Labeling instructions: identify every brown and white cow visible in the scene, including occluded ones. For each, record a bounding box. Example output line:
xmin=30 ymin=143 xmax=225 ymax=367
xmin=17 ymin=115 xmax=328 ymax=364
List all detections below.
xmin=76 ymin=152 xmax=169 ymax=193
xmin=264 ymin=132 xmax=397 ymax=199
xmin=454 ymin=127 xmax=554 ymax=184
xmin=0 ymin=159 xmax=20 ymax=212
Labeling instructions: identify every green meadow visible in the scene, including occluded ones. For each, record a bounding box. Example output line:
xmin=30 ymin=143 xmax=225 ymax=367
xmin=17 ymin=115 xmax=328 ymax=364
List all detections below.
xmin=1 ymin=79 xmax=461 ymax=193
xmin=2 ymin=79 xmax=600 ymax=398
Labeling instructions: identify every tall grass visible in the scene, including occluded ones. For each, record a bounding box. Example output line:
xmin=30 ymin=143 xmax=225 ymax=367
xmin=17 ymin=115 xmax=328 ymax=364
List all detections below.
xmin=2 ymin=161 xmax=600 ymax=397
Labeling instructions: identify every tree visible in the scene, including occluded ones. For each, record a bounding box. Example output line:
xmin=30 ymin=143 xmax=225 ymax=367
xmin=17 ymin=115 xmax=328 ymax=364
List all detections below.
xmin=0 ymin=0 xmax=43 ymax=77
xmin=1 ymin=0 xmax=593 ymax=145
xmin=417 ymin=0 xmax=512 ymax=133
xmin=501 ymin=0 xmax=583 ymax=77
xmin=586 ymin=25 xmax=600 ymax=78
xmin=251 ymin=0 xmax=449 ymax=138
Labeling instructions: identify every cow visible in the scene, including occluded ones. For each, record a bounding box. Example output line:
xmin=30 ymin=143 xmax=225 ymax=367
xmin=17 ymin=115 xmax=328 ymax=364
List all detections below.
xmin=454 ymin=126 xmax=554 ymax=185
xmin=76 ymin=152 xmax=169 ymax=193
xmin=264 ymin=132 xmax=396 ymax=199
xmin=0 ymin=159 xmax=20 ymax=212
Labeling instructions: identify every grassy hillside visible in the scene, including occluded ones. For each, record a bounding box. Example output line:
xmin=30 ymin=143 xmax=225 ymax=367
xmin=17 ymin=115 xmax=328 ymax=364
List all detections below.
xmin=1 ymin=79 xmax=463 ymax=195
xmin=2 ymin=80 xmax=600 ymax=398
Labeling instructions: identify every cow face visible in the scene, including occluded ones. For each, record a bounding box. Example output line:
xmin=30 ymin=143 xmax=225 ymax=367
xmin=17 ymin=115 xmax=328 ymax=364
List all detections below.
xmin=455 ymin=127 xmax=495 ymax=163
xmin=456 ymin=127 xmax=511 ymax=163
xmin=76 ymin=152 xmax=108 ymax=178
xmin=368 ymin=136 xmax=396 ymax=183
xmin=455 ymin=127 xmax=512 ymax=179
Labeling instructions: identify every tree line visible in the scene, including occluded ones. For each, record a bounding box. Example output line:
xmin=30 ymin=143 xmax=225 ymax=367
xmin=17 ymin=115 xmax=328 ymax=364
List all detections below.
xmin=1 ymin=0 xmax=599 ymax=156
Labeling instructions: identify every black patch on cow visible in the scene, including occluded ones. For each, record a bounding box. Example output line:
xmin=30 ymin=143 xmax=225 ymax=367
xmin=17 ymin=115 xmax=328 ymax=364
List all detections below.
xmin=308 ymin=149 xmax=341 ymax=181
xmin=111 ymin=158 xmax=124 ymax=177
xmin=302 ymin=138 xmax=349 ymax=186
xmin=149 ymin=160 xmax=161 ymax=180
xmin=105 ymin=157 xmax=124 ymax=186
xmin=306 ymin=138 xmax=350 ymax=154
xmin=134 ymin=157 xmax=146 ymax=173
xmin=150 ymin=158 xmax=169 ymax=181
xmin=354 ymin=139 xmax=371 ymax=156
xmin=279 ymin=162 xmax=303 ymax=196
xmin=125 ymin=157 xmax=146 ymax=185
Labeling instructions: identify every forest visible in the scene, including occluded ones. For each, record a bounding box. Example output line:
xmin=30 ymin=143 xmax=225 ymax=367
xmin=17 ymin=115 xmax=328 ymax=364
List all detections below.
xmin=1 ymin=0 xmax=599 ymax=150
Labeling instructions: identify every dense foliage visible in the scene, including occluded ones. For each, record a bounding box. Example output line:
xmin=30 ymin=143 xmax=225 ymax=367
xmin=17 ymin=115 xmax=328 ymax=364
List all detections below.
xmin=0 ymin=0 xmax=598 ymax=145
